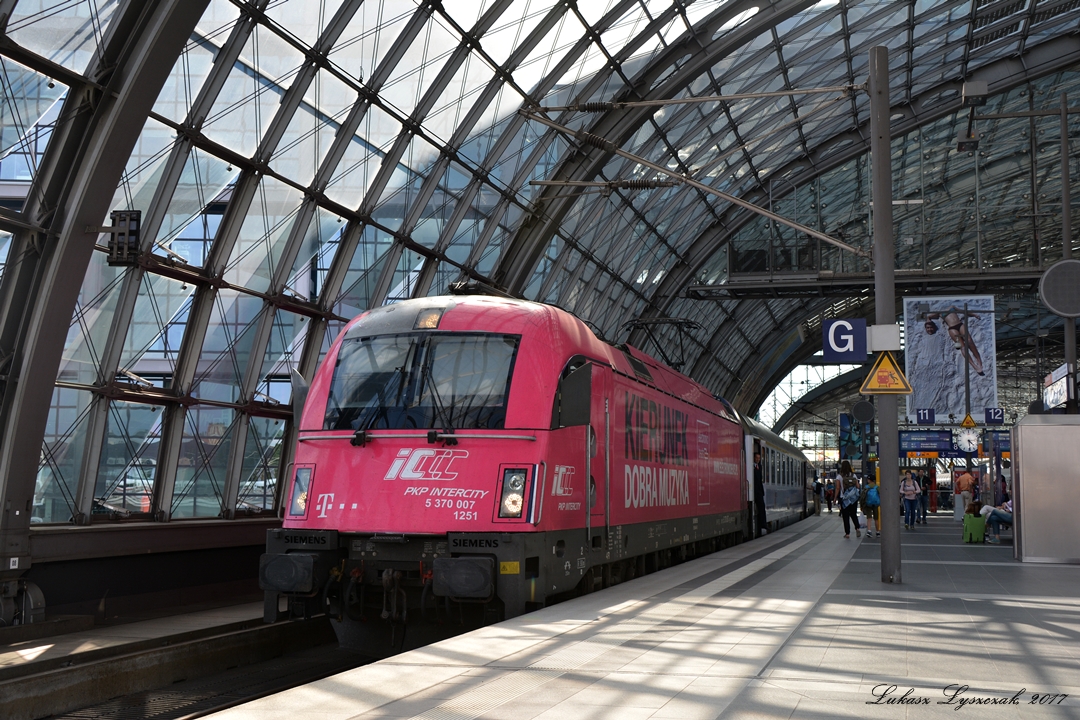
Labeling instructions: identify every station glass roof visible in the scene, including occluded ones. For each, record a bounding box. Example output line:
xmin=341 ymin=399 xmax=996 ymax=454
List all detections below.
xmin=3 ymin=0 xmax=1080 ymax=523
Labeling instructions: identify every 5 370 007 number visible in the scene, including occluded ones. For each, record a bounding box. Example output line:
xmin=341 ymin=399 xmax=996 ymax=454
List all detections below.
xmin=424 ymin=499 xmax=476 ymax=509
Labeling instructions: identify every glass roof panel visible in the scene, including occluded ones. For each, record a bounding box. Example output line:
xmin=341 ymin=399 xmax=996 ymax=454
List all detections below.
xmin=202 ymin=23 xmax=306 ymax=158
xmin=285 ymin=206 xmax=345 ymax=302
xmin=195 ymin=0 xmax=242 ymax=41
xmin=380 ymin=13 xmax=461 ymax=118
xmin=58 ymin=252 xmax=126 ymax=386
xmin=36 ymin=386 xmax=92 ymax=523
xmin=118 ymin=273 xmax=193 ymax=380
xmin=323 ymin=103 xmax=400 ymax=208
xmin=189 ymin=289 xmax=265 ymax=402
xmin=152 ymin=32 xmax=218 ymax=124
xmin=332 ymin=224 xmax=394 ymax=318
xmin=328 ymin=2 xmax=414 ymax=84
xmin=236 ymin=415 xmax=283 ymax=513
xmin=479 ymin=1 xmax=558 ymax=68
xmin=155 ymin=148 xmax=236 ymax=267
xmin=514 ymin=5 xmax=585 ymax=96
xmin=7 ymin=0 xmax=119 ymax=74
xmin=222 ymin=176 xmax=306 ymax=294
xmin=0 ymin=56 xmax=65 ymax=184
xmin=263 ymin=0 xmax=346 ymax=48
xmin=422 ymin=51 xmax=499 ymax=145
xmin=108 ymin=117 xmax=174 ymax=219
xmin=269 ymin=68 xmax=354 ymax=186
xmin=172 ymin=406 xmax=234 ymax=518
xmin=94 ymin=400 xmax=160 ymax=516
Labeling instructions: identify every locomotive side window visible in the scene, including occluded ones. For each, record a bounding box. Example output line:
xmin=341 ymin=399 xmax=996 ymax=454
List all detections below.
xmin=324 ymin=333 xmax=519 ymax=431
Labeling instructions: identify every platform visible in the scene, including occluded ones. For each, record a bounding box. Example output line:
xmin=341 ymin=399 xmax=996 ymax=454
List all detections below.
xmin=207 ymin=513 xmax=1080 ymax=719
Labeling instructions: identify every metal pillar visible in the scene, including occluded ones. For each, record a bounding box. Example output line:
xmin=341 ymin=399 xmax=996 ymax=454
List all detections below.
xmin=1062 ymin=93 xmax=1077 ymax=413
xmin=869 ymin=47 xmax=901 ymax=583
xmin=964 ymin=302 xmax=973 ymax=474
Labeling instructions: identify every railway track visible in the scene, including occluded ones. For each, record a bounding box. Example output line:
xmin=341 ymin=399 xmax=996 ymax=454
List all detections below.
xmin=52 ymin=642 xmax=367 ymax=720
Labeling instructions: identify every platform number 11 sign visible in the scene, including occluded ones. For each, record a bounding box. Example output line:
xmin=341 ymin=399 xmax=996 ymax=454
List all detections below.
xmin=915 ymin=408 xmax=935 ymax=424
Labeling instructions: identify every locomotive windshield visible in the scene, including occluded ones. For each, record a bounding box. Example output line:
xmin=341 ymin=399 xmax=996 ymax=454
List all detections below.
xmin=324 ymin=333 xmax=519 ymax=431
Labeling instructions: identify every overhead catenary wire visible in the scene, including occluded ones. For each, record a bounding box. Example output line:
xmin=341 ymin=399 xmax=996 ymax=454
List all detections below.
xmin=518 ymin=110 xmax=871 ymax=259
xmin=539 ymin=85 xmax=860 ymax=112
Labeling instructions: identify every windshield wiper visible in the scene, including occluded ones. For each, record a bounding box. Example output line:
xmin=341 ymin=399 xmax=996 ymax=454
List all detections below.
xmin=422 ymin=348 xmax=455 ymax=437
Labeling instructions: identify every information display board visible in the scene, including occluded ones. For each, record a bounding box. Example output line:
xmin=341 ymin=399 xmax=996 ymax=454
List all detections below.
xmin=985 ymin=430 xmax=1011 ymax=452
xmin=899 ymin=430 xmax=954 ymax=452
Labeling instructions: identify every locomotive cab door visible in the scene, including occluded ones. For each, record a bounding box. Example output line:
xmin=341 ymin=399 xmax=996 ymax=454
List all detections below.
xmin=589 ymin=365 xmax=612 ymax=543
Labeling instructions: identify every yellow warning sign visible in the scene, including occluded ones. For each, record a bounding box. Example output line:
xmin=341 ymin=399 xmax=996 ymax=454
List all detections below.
xmin=860 ymin=351 xmax=913 ymax=394
xmin=960 ymin=413 xmax=977 ymax=429
xmin=499 ymin=561 xmax=520 ymax=575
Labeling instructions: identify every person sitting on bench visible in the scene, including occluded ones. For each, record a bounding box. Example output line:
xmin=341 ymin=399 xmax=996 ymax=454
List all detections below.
xmin=986 ymin=496 xmax=1013 ymax=544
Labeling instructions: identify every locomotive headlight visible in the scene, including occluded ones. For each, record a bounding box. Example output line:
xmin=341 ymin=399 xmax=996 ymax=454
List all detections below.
xmin=498 ymin=469 xmax=529 ymax=518
xmin=288 ymin=467 xmax=313 ymax=517
xmin=503 ymin=493 xmax=524 ymax=515
xmin=507 ymin=473 xmax=525 ymax=492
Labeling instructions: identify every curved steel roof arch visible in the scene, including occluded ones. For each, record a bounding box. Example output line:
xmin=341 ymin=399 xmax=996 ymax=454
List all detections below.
xmin=492 ymin=0 xmax=816 ymax=294
xmin=641 ymin=35 xmax=1080 ymax=339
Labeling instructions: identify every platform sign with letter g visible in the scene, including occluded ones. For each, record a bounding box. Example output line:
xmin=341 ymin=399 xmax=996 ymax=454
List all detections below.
xmin=822 ymin=318 xmax=867 ymax=363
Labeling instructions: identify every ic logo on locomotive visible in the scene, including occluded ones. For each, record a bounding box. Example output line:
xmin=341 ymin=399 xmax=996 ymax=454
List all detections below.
xmin=551 ymin=465 xmax=575 ymax=496
xmin=384 ymin=448 xmax=469 ymax=481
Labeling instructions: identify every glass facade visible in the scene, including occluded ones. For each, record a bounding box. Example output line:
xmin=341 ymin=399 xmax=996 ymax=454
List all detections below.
xmin=0 ymin=0 xmax=1074 ymax=525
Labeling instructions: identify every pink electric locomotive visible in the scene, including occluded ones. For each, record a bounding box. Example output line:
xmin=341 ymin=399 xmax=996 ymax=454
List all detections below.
xmin=260 ymin=295 xmax=806 ymax=654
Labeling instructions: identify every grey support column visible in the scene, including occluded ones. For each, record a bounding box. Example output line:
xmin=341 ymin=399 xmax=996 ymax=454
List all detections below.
xmin=869 ymin=46 xmax=901 ymax=584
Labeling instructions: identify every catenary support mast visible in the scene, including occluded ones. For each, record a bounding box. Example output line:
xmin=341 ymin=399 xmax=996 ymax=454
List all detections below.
xmin=869 ymin=46 xmax=901 ymax=583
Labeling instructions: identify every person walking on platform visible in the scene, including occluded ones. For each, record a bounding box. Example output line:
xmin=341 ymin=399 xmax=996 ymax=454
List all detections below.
xmin=838 ymin=461 xmax=861 ymax=539
xmin=900 ymin=470 xmax=920 ymax=529
xmin=753 ymin=452 xmax=767 ymax=537
xmin=825 ymin=477 xmax=835 ymax=513
xmin=860 ymin=473 xmax=881 ymax=538
xmin=955 ymin=469 xmax=976 ymax=521
xmin=916 ymin=468 xmax=930 ymax=524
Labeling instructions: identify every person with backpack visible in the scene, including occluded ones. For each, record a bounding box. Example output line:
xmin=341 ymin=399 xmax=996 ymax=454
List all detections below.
xmin=861 ymin=473 xmax=881 ymax=538
xmin=824 ymin=478 xmax=835 ymax=513
xmin=838 ymin=460 xmax=861 ymax=539
xmin=900 ymin=469 xmax=921 ymax=529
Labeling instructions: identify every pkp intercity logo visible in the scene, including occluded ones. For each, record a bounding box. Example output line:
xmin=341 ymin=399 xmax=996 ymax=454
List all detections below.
xmin=551 ymin=465 xmax=575 ymax=496
xmin=384 ymin=448 xmax=469 ymax=481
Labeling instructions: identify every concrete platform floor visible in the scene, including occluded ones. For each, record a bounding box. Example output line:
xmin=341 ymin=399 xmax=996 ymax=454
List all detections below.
xmin=208 ymin=513 xmax=1080 ymax=719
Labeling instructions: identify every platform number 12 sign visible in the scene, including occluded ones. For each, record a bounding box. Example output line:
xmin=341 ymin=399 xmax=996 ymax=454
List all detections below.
xmin=984 ymin=408 xmax=1004 ymax=425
